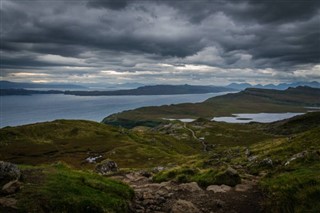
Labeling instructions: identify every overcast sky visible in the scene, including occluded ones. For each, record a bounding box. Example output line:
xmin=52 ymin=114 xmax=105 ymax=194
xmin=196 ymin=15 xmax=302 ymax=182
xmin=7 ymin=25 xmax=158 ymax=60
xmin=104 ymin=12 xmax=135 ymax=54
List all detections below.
xmin=1 ymin=0 xmax=319 ymax=85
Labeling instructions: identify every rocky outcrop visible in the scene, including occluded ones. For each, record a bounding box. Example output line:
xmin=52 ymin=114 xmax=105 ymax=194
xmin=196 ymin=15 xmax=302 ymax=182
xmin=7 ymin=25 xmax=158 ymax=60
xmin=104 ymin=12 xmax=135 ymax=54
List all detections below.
xmin=259 ymin=158 xmax=273 ymax=167
xmin=177 ymin=182 xmax=202 ymax=192
xmin=0 ymin=162 xmax=21 ymax=212
xmin=95 ymin=160 xmax=118 ymax=175
xmin=0 ymin=161 xmax=21 ymax=186
xmin=215 ymin=167 xmax=241 ymax=186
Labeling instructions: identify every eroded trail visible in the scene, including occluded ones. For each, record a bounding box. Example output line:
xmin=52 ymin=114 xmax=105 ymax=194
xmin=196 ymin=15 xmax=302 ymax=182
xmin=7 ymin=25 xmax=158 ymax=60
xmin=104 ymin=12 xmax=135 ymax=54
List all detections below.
xmin=183 ymin=123 xmax=208 ymax=152
xmin=111 ymin=172 xmax=264 ymax=213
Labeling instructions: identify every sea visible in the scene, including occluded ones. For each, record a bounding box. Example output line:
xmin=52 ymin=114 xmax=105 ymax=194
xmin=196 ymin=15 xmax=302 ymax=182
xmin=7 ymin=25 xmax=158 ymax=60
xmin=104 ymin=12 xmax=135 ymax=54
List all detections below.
xmin=0 ymin=92 xmax=228 ymax=128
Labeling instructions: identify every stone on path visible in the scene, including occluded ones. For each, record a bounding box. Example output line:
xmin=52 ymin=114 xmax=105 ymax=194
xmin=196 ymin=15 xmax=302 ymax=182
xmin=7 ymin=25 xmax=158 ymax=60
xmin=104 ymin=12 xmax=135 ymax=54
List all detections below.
xmin=171 ymin=199 xmax=201 ymax=213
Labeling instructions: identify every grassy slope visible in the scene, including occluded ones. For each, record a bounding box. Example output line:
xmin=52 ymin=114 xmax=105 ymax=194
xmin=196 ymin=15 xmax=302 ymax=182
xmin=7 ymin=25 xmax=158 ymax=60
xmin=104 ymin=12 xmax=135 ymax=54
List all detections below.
xmin=152 ymin=112 xmax=320 ymax=212
xmin=17 ymin=163 xmax=134 ymax=213
xmin=0 ymin=120 xmax=199 ymax=168
xmin=1 ymin=112 xmax=319 ymax=212
xmin=102 ymin=86 xmax=320 ymax=128
xmin=251 ymin=127 xmax=320 ymax=212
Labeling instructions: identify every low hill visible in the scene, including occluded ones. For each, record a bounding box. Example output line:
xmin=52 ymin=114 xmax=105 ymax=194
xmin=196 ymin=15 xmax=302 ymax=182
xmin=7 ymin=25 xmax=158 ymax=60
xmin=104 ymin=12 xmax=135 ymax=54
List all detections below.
xmin=265 ymin=111 xmax=320 ymax=135
xmin=103 ymin=86 xmax=320 ymax=128
xmin=0 ymin=120 xmax=200 ymax=168
xmin=1 ymin=84 xmax=234 ymax=96
xmin=64 ymin=84 xmax=234 ymax=96
xmin=0 ymin=89 xmax=63 ymax=96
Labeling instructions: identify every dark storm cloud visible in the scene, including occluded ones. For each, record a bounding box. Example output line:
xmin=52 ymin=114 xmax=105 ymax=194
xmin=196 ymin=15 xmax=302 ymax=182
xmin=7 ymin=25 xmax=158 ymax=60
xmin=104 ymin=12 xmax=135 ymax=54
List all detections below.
xmin=1 ymin=0 xmax=319 ymax=84
xmin=87 ymin=0 xmax=128 ymax=10
xmin=244 ymin=0 xmax=320 ymax=23
xmin=159 ymin=0 xmax=320 ymax=24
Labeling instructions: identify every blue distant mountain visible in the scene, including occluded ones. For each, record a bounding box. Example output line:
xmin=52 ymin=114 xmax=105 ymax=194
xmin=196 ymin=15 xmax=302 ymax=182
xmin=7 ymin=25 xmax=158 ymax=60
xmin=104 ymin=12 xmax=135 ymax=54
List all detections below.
xmin=227 ymin=81 xmax=320 ymax=90
xmin=0 ymin=81 xmax=87 ymax=89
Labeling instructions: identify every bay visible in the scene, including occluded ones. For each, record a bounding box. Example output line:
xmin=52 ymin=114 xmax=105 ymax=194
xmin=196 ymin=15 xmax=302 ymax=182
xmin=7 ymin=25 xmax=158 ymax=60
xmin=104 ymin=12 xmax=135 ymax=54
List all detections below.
xmin=0 ymin=92 xmax=228 ymax=127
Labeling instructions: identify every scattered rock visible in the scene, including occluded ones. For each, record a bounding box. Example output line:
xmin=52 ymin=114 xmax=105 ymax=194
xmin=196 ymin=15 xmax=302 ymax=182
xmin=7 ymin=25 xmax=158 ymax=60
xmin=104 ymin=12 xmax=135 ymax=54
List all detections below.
xmin=85 ymin=155 xmax=102 ymax=163
xmin=95 ymin=160 xmax=118 ymax=175
xmin=245 ymin=148 xmax=251 ymax=157
xmin=139 ymin=170 xmax=152 ymax=178
xmin=215 ymin=199 xmax=225 ymax=208
xmin=143 ymin=191 xmax=154 ymax=200
xmin=152 ymin=166 xmax=165 ymax=173
xmin=0 ymin=198 xmax=18 ymax=209
xmin=1 ymin=180 xmax=22 ymax=195
xmin=0 ymin=161 xmax=21 ymax=186
xmin=206 ymin=184 xmax=232 ymax=193
xmin=235 ymin=184 xmax=253 ymax=192
xmin=285 ymin=151 xmax=309 ymax=166
xmin=248 ymin=155 xmax=258 ymax=162
xmin=111 ymin=169 xmax=261 ymax=213
xmin=226 ymin=167 xmax=238 ymax=176
xmin=206 ymin=185 xmax=224 ymax=193
xmin=171 ymin=199 xmax=201 ymax=213
xmin=259 ymin=158 xmax=273 ymax=167
xmin=221 ymin=184 xmax=232 ymax=191
xmin=177 ymin=182 xmax=202 ymax=192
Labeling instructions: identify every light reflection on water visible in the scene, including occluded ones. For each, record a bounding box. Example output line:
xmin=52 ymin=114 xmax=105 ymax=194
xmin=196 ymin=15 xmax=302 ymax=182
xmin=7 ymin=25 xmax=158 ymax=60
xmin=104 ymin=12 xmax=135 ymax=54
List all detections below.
xmin=212 ymin=112 xmax=305 ymax=123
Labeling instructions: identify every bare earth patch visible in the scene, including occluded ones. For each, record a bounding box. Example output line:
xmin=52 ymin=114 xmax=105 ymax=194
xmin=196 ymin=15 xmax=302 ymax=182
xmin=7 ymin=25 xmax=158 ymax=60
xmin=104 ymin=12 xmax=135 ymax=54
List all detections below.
xmin=111 ymin=172 xmax=265 ymax=213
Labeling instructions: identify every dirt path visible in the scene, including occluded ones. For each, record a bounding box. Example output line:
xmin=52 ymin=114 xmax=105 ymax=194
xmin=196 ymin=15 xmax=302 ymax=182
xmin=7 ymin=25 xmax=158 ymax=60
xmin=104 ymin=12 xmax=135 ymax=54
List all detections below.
xmin=183 ymin=123 xmax=208 ymax=152
xmin=111 ymin=172 xmax=264 ymax=213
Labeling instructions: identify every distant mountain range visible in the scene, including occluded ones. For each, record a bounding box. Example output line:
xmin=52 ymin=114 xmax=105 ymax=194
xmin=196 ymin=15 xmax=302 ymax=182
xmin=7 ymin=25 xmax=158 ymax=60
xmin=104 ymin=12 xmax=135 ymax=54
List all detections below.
xmin=0 ymin=84 xmax=235 ymax=96
xmin=227 ymin=81 xmax=320 ymax=90
xmin=64 ymin=85 xmax=235 ymax=96
xmin=1 ymin=80 xmax=320 ymax=96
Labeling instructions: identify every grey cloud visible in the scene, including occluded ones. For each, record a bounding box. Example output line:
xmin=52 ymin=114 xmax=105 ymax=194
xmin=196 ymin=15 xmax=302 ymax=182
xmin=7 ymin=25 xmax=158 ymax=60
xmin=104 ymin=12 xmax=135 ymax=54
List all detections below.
xmin=87 ymin=0 xmax=128 ymax=10
xmin=1 ymin=0 xmax=319 ymax=84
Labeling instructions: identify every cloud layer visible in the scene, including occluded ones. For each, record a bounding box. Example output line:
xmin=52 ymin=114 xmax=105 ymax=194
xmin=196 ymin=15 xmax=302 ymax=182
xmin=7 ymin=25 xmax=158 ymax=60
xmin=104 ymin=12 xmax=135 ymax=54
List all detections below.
xmin=1 ymin=0 xmax=319 ymax=85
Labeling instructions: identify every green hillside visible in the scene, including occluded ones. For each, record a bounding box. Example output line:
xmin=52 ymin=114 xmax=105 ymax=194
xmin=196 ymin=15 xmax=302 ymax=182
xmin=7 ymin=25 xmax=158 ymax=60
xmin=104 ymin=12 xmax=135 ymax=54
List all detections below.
xmin=152 ymin=113 xmax=320 ymax=212
xmin=1 ymin=112 xmax=320 ymax=212
xmin=0 ymin=120 xmax=199 ymax=168
xmin=103 ymin=86 xmax=320 ymax=128
xmin=15 ymin=163 xmax=134 ymax=213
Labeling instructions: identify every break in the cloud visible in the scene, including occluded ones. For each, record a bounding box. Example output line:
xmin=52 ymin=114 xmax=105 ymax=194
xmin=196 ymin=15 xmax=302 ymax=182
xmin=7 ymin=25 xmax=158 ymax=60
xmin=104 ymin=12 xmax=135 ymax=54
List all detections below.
xmin=1 ymin=0 xmax=319 ymax=85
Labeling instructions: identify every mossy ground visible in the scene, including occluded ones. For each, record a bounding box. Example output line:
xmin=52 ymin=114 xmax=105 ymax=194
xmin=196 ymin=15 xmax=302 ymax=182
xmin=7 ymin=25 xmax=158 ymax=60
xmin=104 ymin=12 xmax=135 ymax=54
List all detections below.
xmin=17 ymin=163 xmax=134 ymax=213
xmin=0 ymin=120 xmax=198 ymax=168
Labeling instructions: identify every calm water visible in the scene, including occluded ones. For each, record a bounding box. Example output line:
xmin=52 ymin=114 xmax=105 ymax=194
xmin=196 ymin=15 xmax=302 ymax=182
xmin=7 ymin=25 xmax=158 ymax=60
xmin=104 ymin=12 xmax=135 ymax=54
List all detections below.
xmin=212 ymin=113 xmax=304 ymax=123
xmin=0 ymin=93 xmax=228 ymax=128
